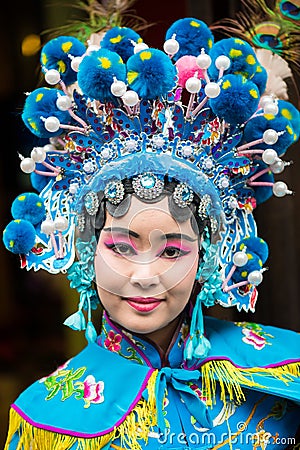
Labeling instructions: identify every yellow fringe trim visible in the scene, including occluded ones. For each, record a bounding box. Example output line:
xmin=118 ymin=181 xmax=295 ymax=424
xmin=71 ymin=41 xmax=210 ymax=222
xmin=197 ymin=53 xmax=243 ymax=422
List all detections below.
xmin=201 ymin=360 xmax=300 ymax=407
xmin=5 ymin=371 xmax=158 ymax=450
xmin=5 ymin=363 xmax=300 ymax=449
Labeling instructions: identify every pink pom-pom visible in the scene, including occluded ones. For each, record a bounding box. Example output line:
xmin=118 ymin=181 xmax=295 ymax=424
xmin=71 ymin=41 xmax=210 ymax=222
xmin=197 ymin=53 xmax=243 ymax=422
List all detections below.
xmin=175 ymin=55 xmax=204 ymax=88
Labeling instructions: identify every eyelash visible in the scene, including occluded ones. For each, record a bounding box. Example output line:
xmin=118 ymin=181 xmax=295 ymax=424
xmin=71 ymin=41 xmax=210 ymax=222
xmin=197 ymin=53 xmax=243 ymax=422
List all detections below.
xmin=104 ymin=242 xmax=190 ymax=259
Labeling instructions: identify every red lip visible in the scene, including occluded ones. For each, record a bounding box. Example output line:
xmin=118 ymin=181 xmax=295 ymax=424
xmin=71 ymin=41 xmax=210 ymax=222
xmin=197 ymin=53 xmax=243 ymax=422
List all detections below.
xmin=124 ymin=297 xmax=164 ymax=313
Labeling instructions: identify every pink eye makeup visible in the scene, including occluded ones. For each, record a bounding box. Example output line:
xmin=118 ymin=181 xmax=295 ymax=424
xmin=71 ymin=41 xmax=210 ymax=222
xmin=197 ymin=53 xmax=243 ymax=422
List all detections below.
xmin=104 ymin=239 xmax=138 ymax=256
xmin=157 ymin=240 xmax=192 ymax=259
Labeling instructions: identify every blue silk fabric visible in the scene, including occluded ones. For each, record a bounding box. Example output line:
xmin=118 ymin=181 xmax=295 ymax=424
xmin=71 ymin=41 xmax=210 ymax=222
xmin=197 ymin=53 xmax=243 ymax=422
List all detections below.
xmin=7 ymin=314 xmax=300 ymax=449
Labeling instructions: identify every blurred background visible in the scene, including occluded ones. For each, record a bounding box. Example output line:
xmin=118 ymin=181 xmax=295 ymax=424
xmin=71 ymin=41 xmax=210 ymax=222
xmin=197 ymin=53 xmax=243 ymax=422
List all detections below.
xmin=0 ymin=0 xmax=299 ymax=446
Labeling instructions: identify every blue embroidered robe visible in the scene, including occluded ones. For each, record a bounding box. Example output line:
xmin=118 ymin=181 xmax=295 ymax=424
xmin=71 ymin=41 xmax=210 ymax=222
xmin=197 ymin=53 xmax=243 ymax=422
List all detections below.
xmin=5 ymin=313 xmax=300 ymax=449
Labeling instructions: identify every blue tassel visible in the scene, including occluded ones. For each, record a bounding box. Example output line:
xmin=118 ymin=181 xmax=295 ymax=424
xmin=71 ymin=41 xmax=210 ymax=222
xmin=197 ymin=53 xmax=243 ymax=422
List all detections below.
xmin=63 ymin=310 xmax=86 ymax=331
xmin=85 ymin=321 xmax=97 ymax=343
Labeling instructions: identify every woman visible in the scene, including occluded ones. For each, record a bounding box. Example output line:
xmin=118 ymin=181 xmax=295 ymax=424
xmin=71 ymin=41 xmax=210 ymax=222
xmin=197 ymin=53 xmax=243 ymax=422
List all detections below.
xmin=3 ymin=13 xmax=300 ymax=449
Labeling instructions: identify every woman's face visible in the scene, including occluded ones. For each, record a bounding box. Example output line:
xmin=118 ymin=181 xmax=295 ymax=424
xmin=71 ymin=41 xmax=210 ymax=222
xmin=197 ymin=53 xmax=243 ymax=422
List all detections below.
xmin=94 ymin=195 xmax=200 ymax=338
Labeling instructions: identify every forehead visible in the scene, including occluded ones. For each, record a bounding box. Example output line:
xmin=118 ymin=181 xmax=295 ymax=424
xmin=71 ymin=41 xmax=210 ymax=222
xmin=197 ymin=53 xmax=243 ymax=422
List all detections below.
xmin=104 ymin=195 xmax=197 ymax=237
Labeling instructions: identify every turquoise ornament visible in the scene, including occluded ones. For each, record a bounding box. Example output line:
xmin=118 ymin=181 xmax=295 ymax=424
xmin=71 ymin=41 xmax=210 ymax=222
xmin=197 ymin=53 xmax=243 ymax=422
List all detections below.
xmin=65 ymin=237 xmax=99 ymax=342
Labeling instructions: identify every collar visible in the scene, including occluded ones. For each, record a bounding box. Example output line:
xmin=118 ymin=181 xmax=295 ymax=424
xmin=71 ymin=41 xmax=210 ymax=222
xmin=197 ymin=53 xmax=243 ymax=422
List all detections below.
xmin=97 ymin=311 xmax=190 ymax=369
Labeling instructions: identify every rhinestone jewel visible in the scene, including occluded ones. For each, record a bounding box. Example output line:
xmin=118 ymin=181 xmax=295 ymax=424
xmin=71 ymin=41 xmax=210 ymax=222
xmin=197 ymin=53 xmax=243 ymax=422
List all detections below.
xmin=104 ymin=180 xmax=125 ymax=205
xmin=173 ymin=183 xmax=194 ymax=208
xmin=84 ymin=191 xmax=99 ymax=216
xmin=132 ymin=172 xmax=164 ymax=199
xmin=198 ymin=194 xmax=212 ymax=220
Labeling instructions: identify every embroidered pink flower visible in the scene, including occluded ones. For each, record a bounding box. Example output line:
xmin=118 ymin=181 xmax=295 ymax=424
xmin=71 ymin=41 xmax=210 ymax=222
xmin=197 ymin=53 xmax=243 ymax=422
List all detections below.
xmin=83 ymin=375 xmax=104 ymax=407
xmin=242 ymin=328 xmax=266 ymax=350
xmin=104 ymin=330 xmax=122 ymax=352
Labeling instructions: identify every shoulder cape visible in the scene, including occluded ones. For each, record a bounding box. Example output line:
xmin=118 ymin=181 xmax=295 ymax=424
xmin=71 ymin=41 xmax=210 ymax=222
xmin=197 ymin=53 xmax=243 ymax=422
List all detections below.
xmin=5 ymin=316 xmax=300 ymax=448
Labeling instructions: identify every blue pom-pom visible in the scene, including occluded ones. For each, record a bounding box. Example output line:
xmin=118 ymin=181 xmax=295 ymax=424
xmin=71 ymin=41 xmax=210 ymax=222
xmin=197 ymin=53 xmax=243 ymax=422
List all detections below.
xmin=30 ymin=163 xmax=51 ymax=192
xmin=208 ymin=38 xmax=257 ymax=81
xmin=237 ymin=236 xmax=269 ymax=264
xmin=100 ymin=26 xmax=143 ymax=62
xmin=126 ymin=48 xmax=177 ymax=99
xmin=22 ymin=88 xmax=70 ymax=138
xmin=232 ymin=251 xmax=263 ymax=283
xmin=277 ymin=99 xmax=300 ymax=141
xmin=209 ymin=74 xmax=260 ymax=126
xmin=251 ymin=64 xmax=267 ymax=95
xmin=243 ymin=114 xmax=295 ymax=156
xmin=11 ymin=192 xmax=46 ymax=225
xmin=165 ymin=18 xmax=214 ymax=61
xmin=77 ymin=48 xmax=126 ymax=102
xmin=3 ymin=219 xmax=36 ymax=254
xmin=41 ymin=36 xmax=86 ymax=86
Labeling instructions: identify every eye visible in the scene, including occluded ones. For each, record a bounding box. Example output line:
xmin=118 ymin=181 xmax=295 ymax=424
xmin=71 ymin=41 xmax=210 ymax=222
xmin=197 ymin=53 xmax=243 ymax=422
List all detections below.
xmin=105 ymin=242 xmax=137 ymax=257
xmin=160 ymin=246 xmax=190 ymax=259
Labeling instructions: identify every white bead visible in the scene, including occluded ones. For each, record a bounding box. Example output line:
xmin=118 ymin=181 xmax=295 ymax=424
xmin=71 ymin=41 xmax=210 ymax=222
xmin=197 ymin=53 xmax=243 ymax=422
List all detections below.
xmin=41 ymin=219 xmax=55 ymax=235
xmin=262 ymin=148 xmax=277 ymax=165
xmin=44 ymin=143 xmax=57 ymax=153
xmin=264 ymin=102 xmax=279 ymax=115
xmin=71 ymin=56 xmax=83 ymax=72
xmin=110 ymin=80 xmax=127 ymax=97
xmin=233 ymin=251 xmax=248 ymax=267
xmin=31 ymin=147 xmax=46 ymax=163
xmin=54 ymin=216 xmax=68 ymax=231
xmin=228 ymin=197 xmax=238 ymax=209
xmin=215 ymin=55 xmax=231 ymax=70
xmin=101 ymin=148 xmax=111 ymax=159
xmin=86 ymin=45 xmax=100 ymax=54
xmin=270 ymin=159 xmax=285 ymax=174
xmin=272 ymin=181 xmax=289 ymax=197
xmin=69 ymin=183 xmax=79 ymax=194
xmin=134 ymin=42 xmax=149 ymax=54
xmin=181 ymin=145 xmax=193 ymax=156
xmin=45 ymin=69 xmax=61 ymax=85
xmin=122 ymin=90 xmax=139 ymax=106
xmin=204 ymin=82 xmax=220 ymax=98
xmin=248 ymin=270 xmax=263 ymax=286
xmin=260 ymin=95 xmax=273 ymax=109
xmin=203 ymin=158 xmax=213 ymax=169
xmin=44 ymin=116 xmax=60 ymax=133
xmin=263 ymin=129 xmax=278 ymax=145
xmin=56 ymin=95 xmax=72 ymax=111
xmin=83 ymin=161 xmax=94 ymax=173
xmin=185 ymin=77 xmax=201 ymax=93
xmin=152 ymin=136 xmax=165 ymax=148
xmin=163 ymin=38 xmax=179 ymax=55
xmin=196 ymin=52 xmax=211 ymax=69
xmin=219 ymin=177 xmax=229 ymax=188
xmin=20 ymin=157 xmax=36 ymax=174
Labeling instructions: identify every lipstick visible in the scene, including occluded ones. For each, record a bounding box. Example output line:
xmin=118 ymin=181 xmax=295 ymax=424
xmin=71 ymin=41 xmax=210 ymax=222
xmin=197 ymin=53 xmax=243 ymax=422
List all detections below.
xmin=124 ymin=297 xmax=163 ymax=313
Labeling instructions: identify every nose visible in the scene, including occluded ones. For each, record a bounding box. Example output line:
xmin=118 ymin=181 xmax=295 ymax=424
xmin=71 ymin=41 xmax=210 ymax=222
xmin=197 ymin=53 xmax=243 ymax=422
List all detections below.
xmin=129 ymin=260 xmax=160 ymax=289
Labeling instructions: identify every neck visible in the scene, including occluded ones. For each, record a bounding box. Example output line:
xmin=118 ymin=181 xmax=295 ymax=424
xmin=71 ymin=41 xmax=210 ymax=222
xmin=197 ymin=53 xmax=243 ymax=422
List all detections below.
xmin=137 ymin=315 xmax=183 ymax=353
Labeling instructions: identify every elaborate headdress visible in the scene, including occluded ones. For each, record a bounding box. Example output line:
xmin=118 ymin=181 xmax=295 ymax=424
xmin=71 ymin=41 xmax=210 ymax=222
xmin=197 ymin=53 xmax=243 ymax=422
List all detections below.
xmin=3 ymin=6 xmax=300 ymax=362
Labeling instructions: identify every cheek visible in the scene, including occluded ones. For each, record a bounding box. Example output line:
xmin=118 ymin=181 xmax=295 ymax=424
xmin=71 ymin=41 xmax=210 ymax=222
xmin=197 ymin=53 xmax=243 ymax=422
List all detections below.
xmin=160 ymin=250 xmax=199 ymax=294
xmin=94 ymin=246 xmax=130 ymax=295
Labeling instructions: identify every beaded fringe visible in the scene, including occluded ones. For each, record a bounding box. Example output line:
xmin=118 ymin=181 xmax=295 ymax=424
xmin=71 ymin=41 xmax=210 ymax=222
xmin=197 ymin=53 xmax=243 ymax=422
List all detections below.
xmin=4 ymin=362 xmax=300 ymax=449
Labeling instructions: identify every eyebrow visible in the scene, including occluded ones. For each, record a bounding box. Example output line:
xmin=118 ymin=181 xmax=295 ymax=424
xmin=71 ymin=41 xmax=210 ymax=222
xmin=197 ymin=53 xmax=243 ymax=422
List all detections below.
xmin=103 ymin=227 xmax=197 ymax=242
